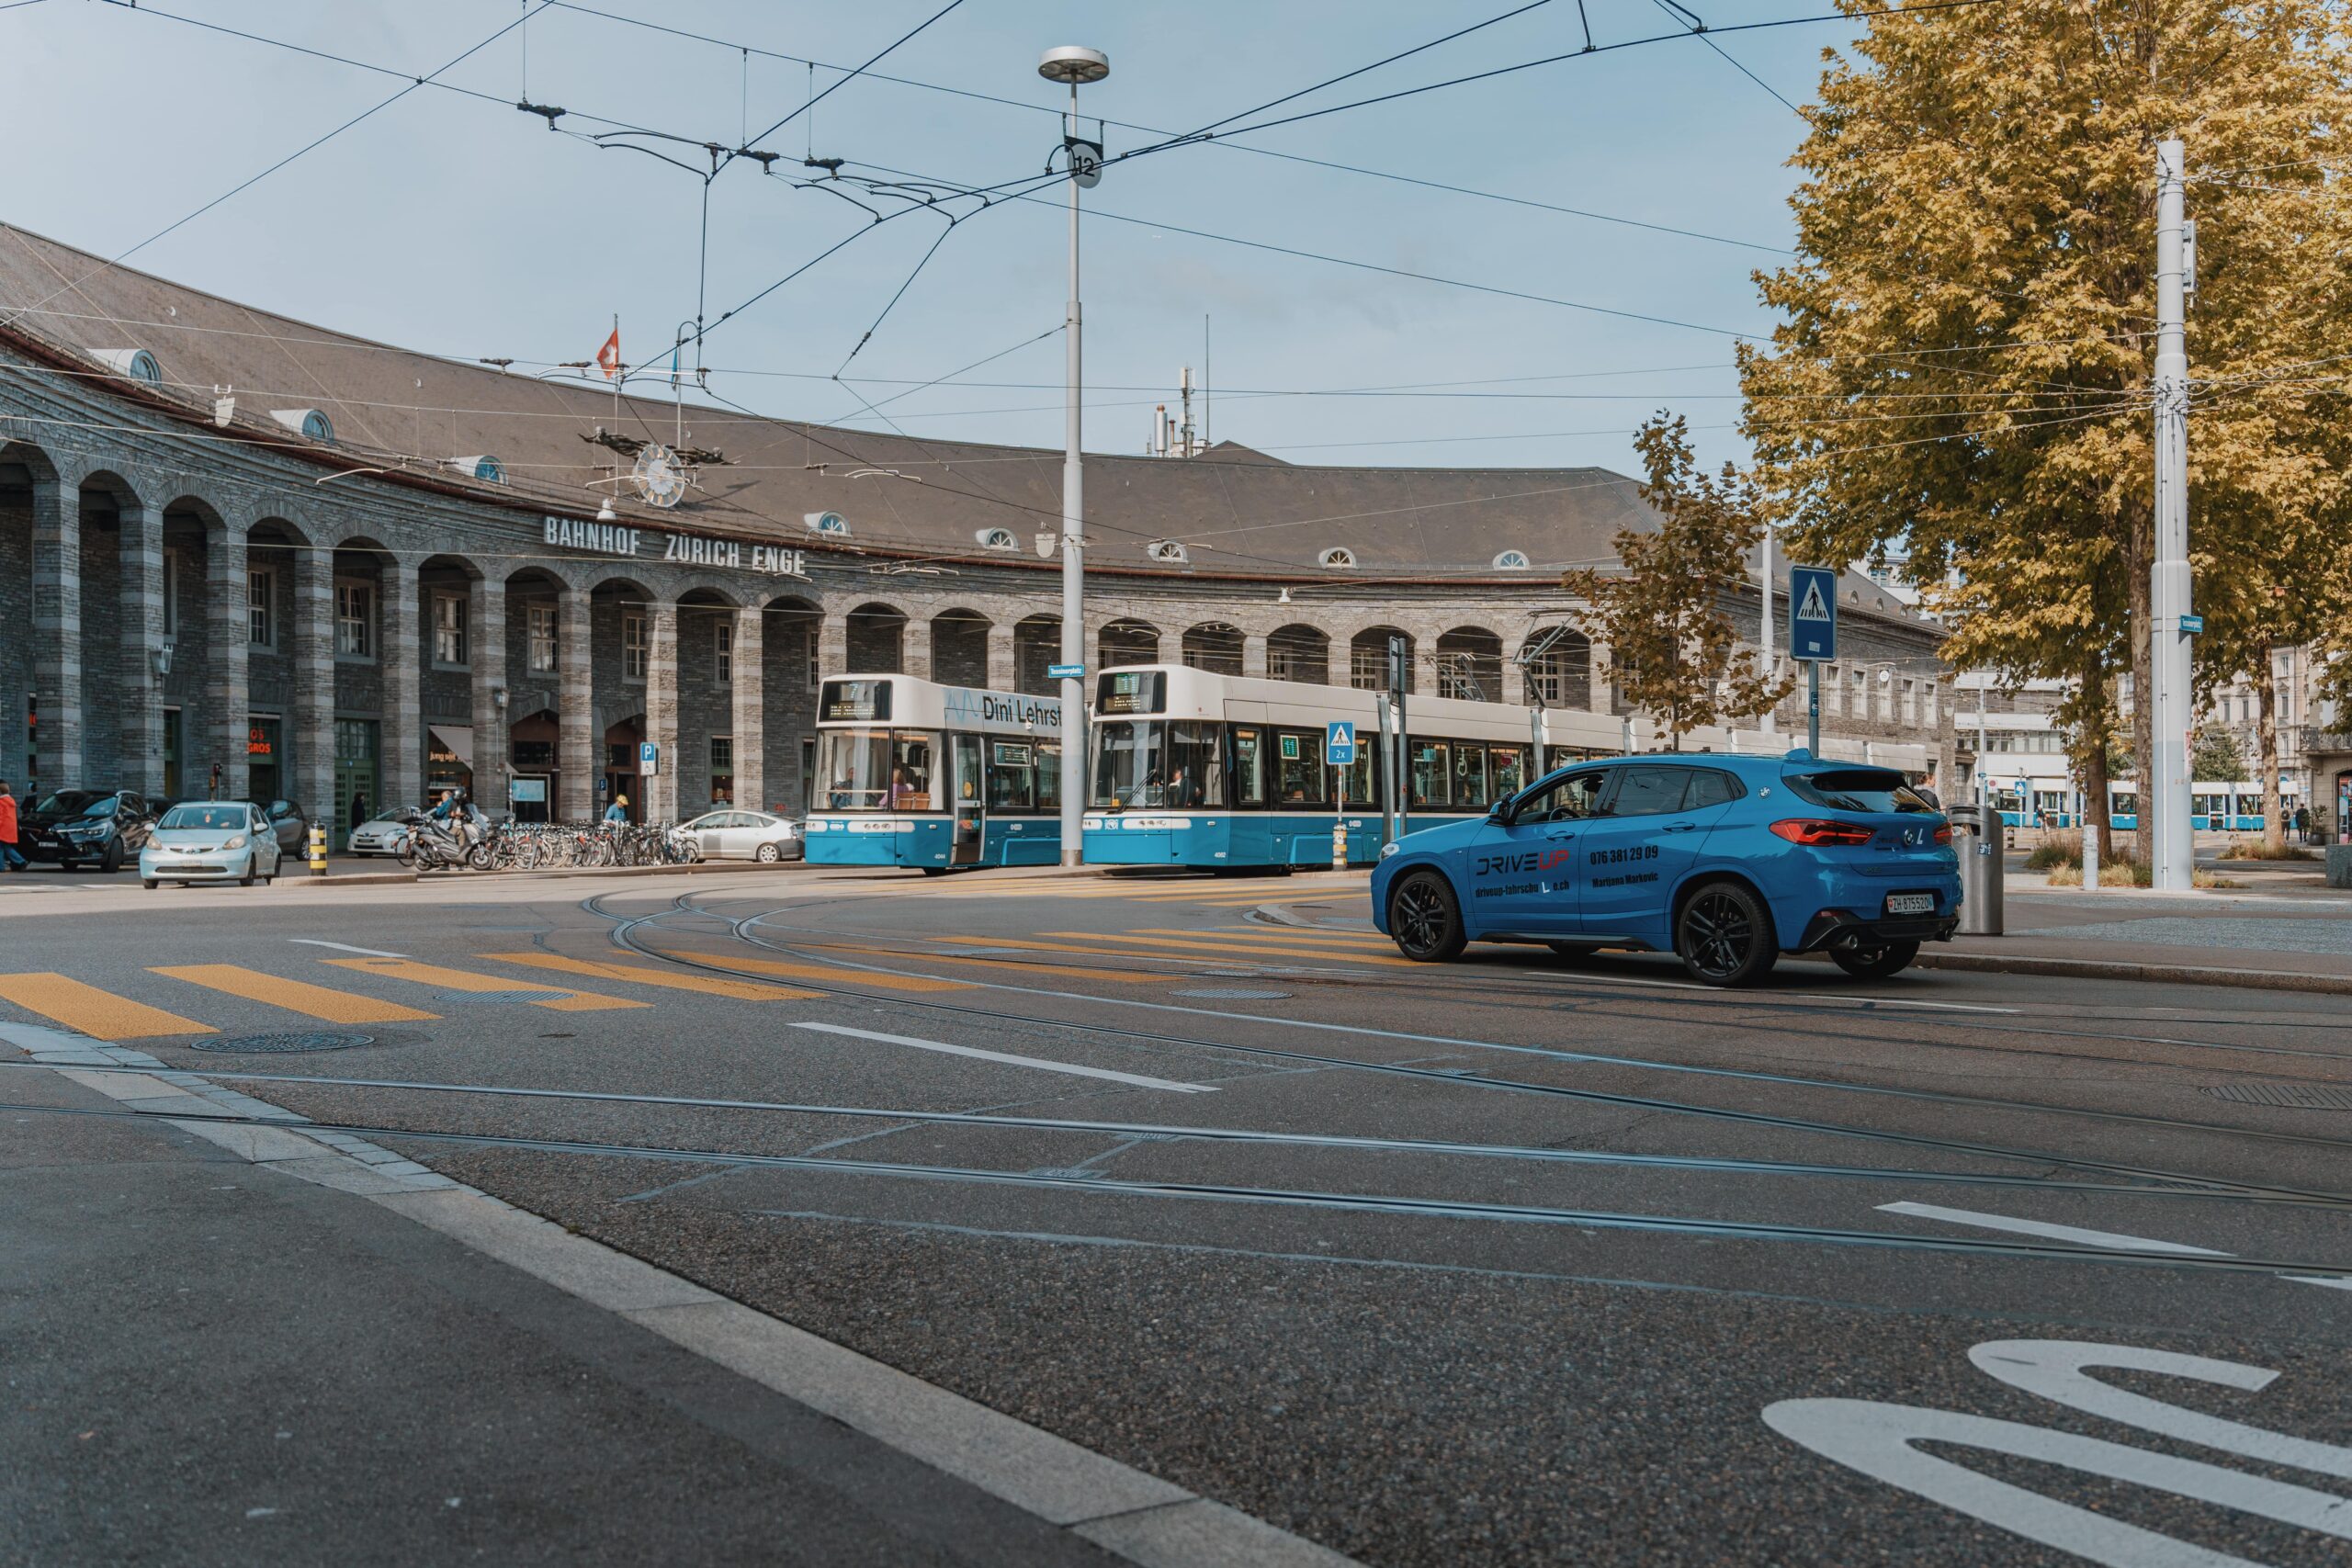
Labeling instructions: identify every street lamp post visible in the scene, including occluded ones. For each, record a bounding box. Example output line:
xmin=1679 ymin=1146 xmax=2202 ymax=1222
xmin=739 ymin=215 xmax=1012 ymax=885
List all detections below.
xmin=1040 ymin=45 xmax=1108 ymax=866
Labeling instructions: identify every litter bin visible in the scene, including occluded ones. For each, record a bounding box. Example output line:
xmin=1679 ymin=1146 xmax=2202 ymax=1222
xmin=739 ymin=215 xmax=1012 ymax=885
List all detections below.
xmin=1957 ymin=806 xmax=2004 ymax=936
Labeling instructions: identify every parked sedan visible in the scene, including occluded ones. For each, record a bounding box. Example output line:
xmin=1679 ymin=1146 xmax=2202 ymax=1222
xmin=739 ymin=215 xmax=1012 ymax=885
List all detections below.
xmin=141 ymin=801 xmax=285 ymax=887
xmin=681 ymin=808 xmax=803 ymax=863
xmin=17 ymin=790 xmax=157 ymax=873
xmin=346 ymin=814 xmax=412 ymax=857
xmin=249 ymin=798 xmax=311 ymax=857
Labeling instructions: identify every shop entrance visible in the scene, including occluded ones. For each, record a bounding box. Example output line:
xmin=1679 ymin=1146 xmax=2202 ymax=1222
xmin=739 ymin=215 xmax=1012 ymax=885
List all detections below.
xmin=604 ymin=716 xmax=644 ymax=822
xmin=246 ymin=715 xmax=282 ymax=804
xmin=334 ymin=718 xmax=379 ymax=829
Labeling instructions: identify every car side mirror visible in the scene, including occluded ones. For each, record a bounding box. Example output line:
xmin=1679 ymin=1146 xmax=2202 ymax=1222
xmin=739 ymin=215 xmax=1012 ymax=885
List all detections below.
xmin=1488 ymin=797 xmax=1514 ymax=825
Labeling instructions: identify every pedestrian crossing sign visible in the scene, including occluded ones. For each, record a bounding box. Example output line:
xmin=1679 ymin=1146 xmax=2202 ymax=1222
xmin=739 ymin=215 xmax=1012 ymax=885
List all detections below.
xmin=1788 ymin=565 xmax=1838 ymax=660
xmin=1326 ymin=722 xmax=1357 ymax=765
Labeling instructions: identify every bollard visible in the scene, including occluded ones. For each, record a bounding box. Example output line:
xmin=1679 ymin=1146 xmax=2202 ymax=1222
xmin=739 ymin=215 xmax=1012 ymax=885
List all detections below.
xmin=308 ymin=820 xmax=328 ymax=877
xmin=1959 ymin=821 xmax=2003 ymax=935
xmin=1331 ymin=818 xmax=1348 ymax=869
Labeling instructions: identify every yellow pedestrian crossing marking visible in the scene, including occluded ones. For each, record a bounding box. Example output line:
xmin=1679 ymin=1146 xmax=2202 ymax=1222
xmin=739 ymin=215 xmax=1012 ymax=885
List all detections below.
xmin=1212 ymin=925 xmax=1391 ymax=947
xmin=676 ymin=952 xmax=973 ymax=993
xmin=479 ymin=952 xmax=818 ymax=1001
xmin=150 ymin=964 xmax=439 ymax=1024
xmin=0 ymin=972 xmax=217 ymax=1040
xmin=1046 ymin=930 xmax=1415 ymax=968
xmin=324 ymin=956 xmax=648 ymax=1012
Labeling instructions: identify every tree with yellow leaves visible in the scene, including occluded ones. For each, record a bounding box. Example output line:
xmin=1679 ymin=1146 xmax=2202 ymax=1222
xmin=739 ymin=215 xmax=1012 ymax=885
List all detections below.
xmin=1740 ymin=0 xmax=2352 ymax=863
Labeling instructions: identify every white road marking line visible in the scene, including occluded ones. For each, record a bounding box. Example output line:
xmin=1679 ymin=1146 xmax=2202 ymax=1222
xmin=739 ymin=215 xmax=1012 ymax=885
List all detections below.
xmin=1522 ymin=968 xmax=2016 ymax=1013
xmin=787 ymin=1021 xmax=1216 ymax=1094
xmin=2283 ymin=1274 xmax=2352 ymax=1292
xmin=288 ymin=939 xmax=411 ymax=958
xmin=1875 ymin=1201 xmax=2228 ymax=1256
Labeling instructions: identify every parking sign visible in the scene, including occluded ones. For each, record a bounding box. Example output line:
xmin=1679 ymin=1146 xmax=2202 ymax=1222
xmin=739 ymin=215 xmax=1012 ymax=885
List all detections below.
xmin=639 ymin=740 xmax=660 ymax=776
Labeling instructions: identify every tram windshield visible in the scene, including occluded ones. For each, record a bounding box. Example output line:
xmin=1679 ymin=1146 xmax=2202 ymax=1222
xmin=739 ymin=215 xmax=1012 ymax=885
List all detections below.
xmin=1091 ymin=720 xmax=1222 ymax=808
xmin=814 ymin=728 xmax=939 ymax=811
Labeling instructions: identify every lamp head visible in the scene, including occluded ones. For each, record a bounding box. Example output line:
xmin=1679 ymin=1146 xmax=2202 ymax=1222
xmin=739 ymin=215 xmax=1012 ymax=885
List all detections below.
xmin=1038 ymin=45 xmax=1109 ymax=85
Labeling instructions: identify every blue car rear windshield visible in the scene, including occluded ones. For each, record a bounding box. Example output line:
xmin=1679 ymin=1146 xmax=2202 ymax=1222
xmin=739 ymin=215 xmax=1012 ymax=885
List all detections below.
xmin=1783 ymin=769 xmax=1936 ymax=814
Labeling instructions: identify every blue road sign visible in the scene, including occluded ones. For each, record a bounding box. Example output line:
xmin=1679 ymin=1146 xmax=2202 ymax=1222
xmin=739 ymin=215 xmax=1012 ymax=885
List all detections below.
xmin=1788 ymin=565 xmax=1838 ymax=661
xmin=1326 ymin=721 xmax=1358 ymax=765
xmin=1047 ymin=662 xmax=1085 ymax=680
xmin=638 ymin=740 xmax=660 ymax=775
xmin=2180 ymin=613 xmax=2204 ymax=635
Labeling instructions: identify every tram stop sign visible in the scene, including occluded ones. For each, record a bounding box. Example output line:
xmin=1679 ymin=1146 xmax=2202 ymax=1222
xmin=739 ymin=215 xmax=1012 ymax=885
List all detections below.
xmin=1327 ymin=721 xmax=1358 ymax=766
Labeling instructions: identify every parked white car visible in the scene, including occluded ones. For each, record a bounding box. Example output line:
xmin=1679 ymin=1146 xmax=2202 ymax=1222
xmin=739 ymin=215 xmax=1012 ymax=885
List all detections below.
xmin=346 ymin=815 xmax=411 ymax=857
xmin=141 ymin=801 xmax=285 ymax=888
xmin=680 ymin=809 xmax=803 ymax=863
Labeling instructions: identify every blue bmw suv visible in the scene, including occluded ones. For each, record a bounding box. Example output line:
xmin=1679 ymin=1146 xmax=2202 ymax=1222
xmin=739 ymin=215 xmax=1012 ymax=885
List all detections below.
xmin=1370 ymin=751 xmax=1962 ymax=986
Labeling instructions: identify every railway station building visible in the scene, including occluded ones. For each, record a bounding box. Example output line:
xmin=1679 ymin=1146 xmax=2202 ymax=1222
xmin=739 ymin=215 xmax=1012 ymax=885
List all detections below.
xmin=0 ymin=224 xmax=1956 ymax=826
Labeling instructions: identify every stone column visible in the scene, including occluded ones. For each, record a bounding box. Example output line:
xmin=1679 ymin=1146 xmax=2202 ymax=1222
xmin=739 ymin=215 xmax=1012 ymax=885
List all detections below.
xmin=29 ymin=479 xmax=82 ymax=790
xmin=469 ymin=577 xmax=508 ymax=813
xmin=292 ymin=542 xmax=335 ymax=817
xmin=204 ymin=520 xmax=248 ymax=800
xmin=901 ymin=615 xmax=933 ymax=684
xmin=818 ymin=609 xmax=850 ymax=681
xmin=729 ymin=605 xmax=764 ymax=812
xmin=559 ymin=589 xmax=594 ymax=821
xmin=645 ymin=599 xmax=680 ymax=821
xmin=1242 ymin=632 xmax=1269 ymax=679
xmin=985 ymin=623 xmax=1015 ymax=690
xmin=118 ymin=502 xmax=165 ymax=797
xmin=379 ymin=558 xmax=422 ymax=808
xmin=1502 ymin=654 xmax=1527 ymax=708
xmin=1590 ymin=643 xmax=1614 ymax=716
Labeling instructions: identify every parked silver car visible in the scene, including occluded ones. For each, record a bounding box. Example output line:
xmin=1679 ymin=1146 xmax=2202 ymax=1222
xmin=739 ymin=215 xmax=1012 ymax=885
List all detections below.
xmin=141 ymin=801 xmax=285 ymax=888
xmin=680 ymin=808 xmax=803 ymax=863
xmin=345 ymin=814 xmax=411 ymax=857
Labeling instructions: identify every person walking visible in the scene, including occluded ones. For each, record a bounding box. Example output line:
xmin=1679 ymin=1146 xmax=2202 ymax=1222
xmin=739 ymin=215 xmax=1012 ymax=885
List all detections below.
xmin=347 ymin=791 xmax=368 ymax=833
xmin=0 ymin=781 xmax=25 ymax=874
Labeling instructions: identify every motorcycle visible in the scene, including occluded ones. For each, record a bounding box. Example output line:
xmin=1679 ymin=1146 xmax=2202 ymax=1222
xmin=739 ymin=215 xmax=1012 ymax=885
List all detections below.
xmin=389 ymin=807 xmax=473 ymax=872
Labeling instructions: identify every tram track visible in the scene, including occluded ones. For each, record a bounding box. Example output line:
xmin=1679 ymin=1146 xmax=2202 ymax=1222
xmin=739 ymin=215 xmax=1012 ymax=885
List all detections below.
xmin=563 ymin=893 xmax=2352 ymax=1203
xmin=25 ymin=1056 xmax=2352 ymax=1210
xmin=17 ymin=1095 xmax=2352 ymax=1280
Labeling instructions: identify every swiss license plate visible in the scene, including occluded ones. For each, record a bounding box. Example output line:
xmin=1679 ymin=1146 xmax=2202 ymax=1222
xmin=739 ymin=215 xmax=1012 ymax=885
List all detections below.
xmin=1885 ymin=893 xmax=1935 ymax=916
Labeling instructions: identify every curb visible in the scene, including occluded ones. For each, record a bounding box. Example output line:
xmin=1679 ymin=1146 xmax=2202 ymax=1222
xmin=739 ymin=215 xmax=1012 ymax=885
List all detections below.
xmin=0 ymin=1022 xmax=1360 ymax=1568
xmin=286 ymin=859 xmax=800 ymax=888
xmin=1905 ymin=950 xmax=2352 ymax=997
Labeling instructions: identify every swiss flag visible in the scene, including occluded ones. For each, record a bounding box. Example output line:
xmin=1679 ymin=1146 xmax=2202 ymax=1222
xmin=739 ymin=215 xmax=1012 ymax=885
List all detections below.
xmin=594 ymin=328 xmax=621 ymax=380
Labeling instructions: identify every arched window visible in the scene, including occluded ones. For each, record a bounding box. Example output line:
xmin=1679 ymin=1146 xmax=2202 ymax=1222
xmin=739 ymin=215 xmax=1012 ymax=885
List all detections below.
xmin=1146 ymin=539 xmax=1190 ymax=565
xmin=845 ymin=603 xmax=905 ymax=672
xmin=1318 ymin=547 xmax=1356 ymax=570
xmin=1492 ymin=549 xmax=1530 ymax=570
xmin=1434 ymin=626 xmax=1504 ymax=702
xmin=1013 ymin=614 xmax=1061 ymax=695
xmin=1350 ymin=627 xmax=1414 ymax=694
xmin=1180 ymin=622 xmax=1244 ymax=675
xmin=1100 ymin=619 xmax=1159 ymax=667
xmin=804 ymin=511 xmax=851 ymax=537
xmin=1521 ymin=627 xmax=1591 ymax=709
xmin=1267 ymin=624 xmax=1329 ymax=683
xmin=976 ymin=527 xmax=1018 ymax=551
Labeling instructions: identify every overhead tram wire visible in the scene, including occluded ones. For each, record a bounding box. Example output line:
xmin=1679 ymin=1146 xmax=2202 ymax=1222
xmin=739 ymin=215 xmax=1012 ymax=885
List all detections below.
xmin=1646 ymin=0 xmax=1804 ymax=116
xmin=736 ymin=0 xmax=966 ymax=153
xmin=5 ymin=2 xmax=549 ymax=334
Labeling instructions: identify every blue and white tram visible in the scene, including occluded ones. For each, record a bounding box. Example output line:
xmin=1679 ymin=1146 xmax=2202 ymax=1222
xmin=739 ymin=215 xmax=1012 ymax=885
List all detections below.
xmin=803 ymin=674 xmax=1064 ymax=871
xmin=1080 ymin=666 xmax=1626 ymax=869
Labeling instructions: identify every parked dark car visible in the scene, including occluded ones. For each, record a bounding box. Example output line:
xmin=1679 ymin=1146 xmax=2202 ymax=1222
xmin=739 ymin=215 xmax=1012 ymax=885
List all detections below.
xmin=17 ymin=790 xmax=160 ymax=873
xmin=249 ymin=798 xmax=312 ymax=857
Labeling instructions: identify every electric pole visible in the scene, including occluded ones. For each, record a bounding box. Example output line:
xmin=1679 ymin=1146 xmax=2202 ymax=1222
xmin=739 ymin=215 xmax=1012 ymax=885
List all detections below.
xmin=2151 ymin=137 xmax=2194 ymax=891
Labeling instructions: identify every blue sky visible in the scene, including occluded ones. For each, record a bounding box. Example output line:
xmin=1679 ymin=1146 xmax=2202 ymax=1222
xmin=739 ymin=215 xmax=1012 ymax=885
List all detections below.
xmin=2 ymin=1 xmax=1854 ymax=475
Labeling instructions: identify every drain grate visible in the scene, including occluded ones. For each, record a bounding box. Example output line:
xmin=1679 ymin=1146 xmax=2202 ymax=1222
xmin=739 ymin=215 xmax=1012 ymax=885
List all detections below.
xmin=189 ymin=1032 xmax=375 ymax=1055
xmin=1172 ymin=987 xmax=1291 ymax=1000
xmin=434 ymin=989 xmax=565 ymax=1006
xmin=2206 ymin=1082 xmax=2352 ymax=1111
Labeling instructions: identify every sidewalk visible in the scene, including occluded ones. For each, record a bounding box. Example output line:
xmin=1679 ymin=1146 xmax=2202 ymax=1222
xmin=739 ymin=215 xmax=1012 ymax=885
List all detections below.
xmin=1913 ymin=882 xmax=2352 ymax=994
xmin=1 ymin=1030 xmax=1353 ymax=1568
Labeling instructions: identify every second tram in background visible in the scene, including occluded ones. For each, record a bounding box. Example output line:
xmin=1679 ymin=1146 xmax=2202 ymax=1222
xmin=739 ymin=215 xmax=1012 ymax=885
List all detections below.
xmin=803 ymin=674 xmax=1064 ymax=872
xmin=1080 ymin=664 xmax=1928 ymax=871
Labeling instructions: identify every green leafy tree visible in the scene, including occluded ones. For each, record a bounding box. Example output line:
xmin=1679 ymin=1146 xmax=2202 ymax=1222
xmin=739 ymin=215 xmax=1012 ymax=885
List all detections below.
xmin=1739 ymin=0 xmax=2352 ymax=865
xmin=1563 ymin=414 xmax=1792 ymax=748
xmin=2189 ymin=722 xmax=2248 ymax=783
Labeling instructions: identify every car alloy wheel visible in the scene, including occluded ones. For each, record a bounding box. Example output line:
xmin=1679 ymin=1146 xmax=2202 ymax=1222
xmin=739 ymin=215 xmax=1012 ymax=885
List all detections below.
xmin=1389 ymin=871 xmax=1465 ymax=962
xmin=756 ymin=842 xmax=781 ymax=863
xmin=1678 ymin=883 xmax=1775 ymax=987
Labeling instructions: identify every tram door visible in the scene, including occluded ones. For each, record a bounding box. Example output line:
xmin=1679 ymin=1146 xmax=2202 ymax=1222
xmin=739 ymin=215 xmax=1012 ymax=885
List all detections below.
xmin=950 ymin=732 xmax=985 ymax=866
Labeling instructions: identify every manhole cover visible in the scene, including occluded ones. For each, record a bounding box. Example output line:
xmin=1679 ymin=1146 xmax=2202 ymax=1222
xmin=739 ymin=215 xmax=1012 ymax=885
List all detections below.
xmin=1172 ymin=987 xmax=1291 ymax=1000
xmin=188 ymin=1032 xmax=375 ymax=1055
xmin=2206 ymin=1082 xmax=2352 ymax=1111
xmin=434 ymin=989 xmax=566 ymax=1006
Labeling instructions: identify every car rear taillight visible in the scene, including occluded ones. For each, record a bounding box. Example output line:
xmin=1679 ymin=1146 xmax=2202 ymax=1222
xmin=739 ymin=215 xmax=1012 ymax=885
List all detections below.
xmin=1769 ymin=818 xmax=1874 ymax=847
xmin=1933 ymin=823 xmax=1952 ymax=845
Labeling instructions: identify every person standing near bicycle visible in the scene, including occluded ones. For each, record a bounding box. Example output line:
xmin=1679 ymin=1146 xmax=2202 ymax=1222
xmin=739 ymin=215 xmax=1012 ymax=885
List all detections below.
xmin=603 ymin=794 xmax=628 ymax=826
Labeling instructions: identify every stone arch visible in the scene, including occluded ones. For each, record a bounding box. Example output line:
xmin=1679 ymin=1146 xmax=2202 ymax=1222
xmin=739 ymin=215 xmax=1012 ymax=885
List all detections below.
xmin=1181 ymin=621 xmax=1245 ymax=676
xmin=1434 ymin=626 xmax=1504 ymax=702
xmin=1349 ymin=626 xmax=1414 ymax=694
xmin=74 ymin=466 xmax=149 ymax=513
xmin=1521 ymin=626 xmax=1592 ymax=710
xmin=1267 ymin=623 xmax=1330 ymax=684
xmin=931 ymin=607 xmax=991 ymax=688
xmin=1012 ymin=613 xmax=1061 ymax=696
xmin=846 ymin=601 xmax=907 ymax=673
xmin=1099 ymin=618 xmax=1159 ymax=668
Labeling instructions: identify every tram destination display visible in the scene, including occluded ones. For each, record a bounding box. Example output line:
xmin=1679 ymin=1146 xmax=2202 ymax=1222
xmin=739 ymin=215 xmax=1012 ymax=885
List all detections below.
xmin=819 ymin=679 xmax=894 ymax=723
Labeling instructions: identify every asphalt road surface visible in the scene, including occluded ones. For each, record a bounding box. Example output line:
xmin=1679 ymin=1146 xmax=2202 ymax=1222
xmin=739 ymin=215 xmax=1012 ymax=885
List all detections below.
xmin=6 ymin=863 xmax=2352 ymax=1564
